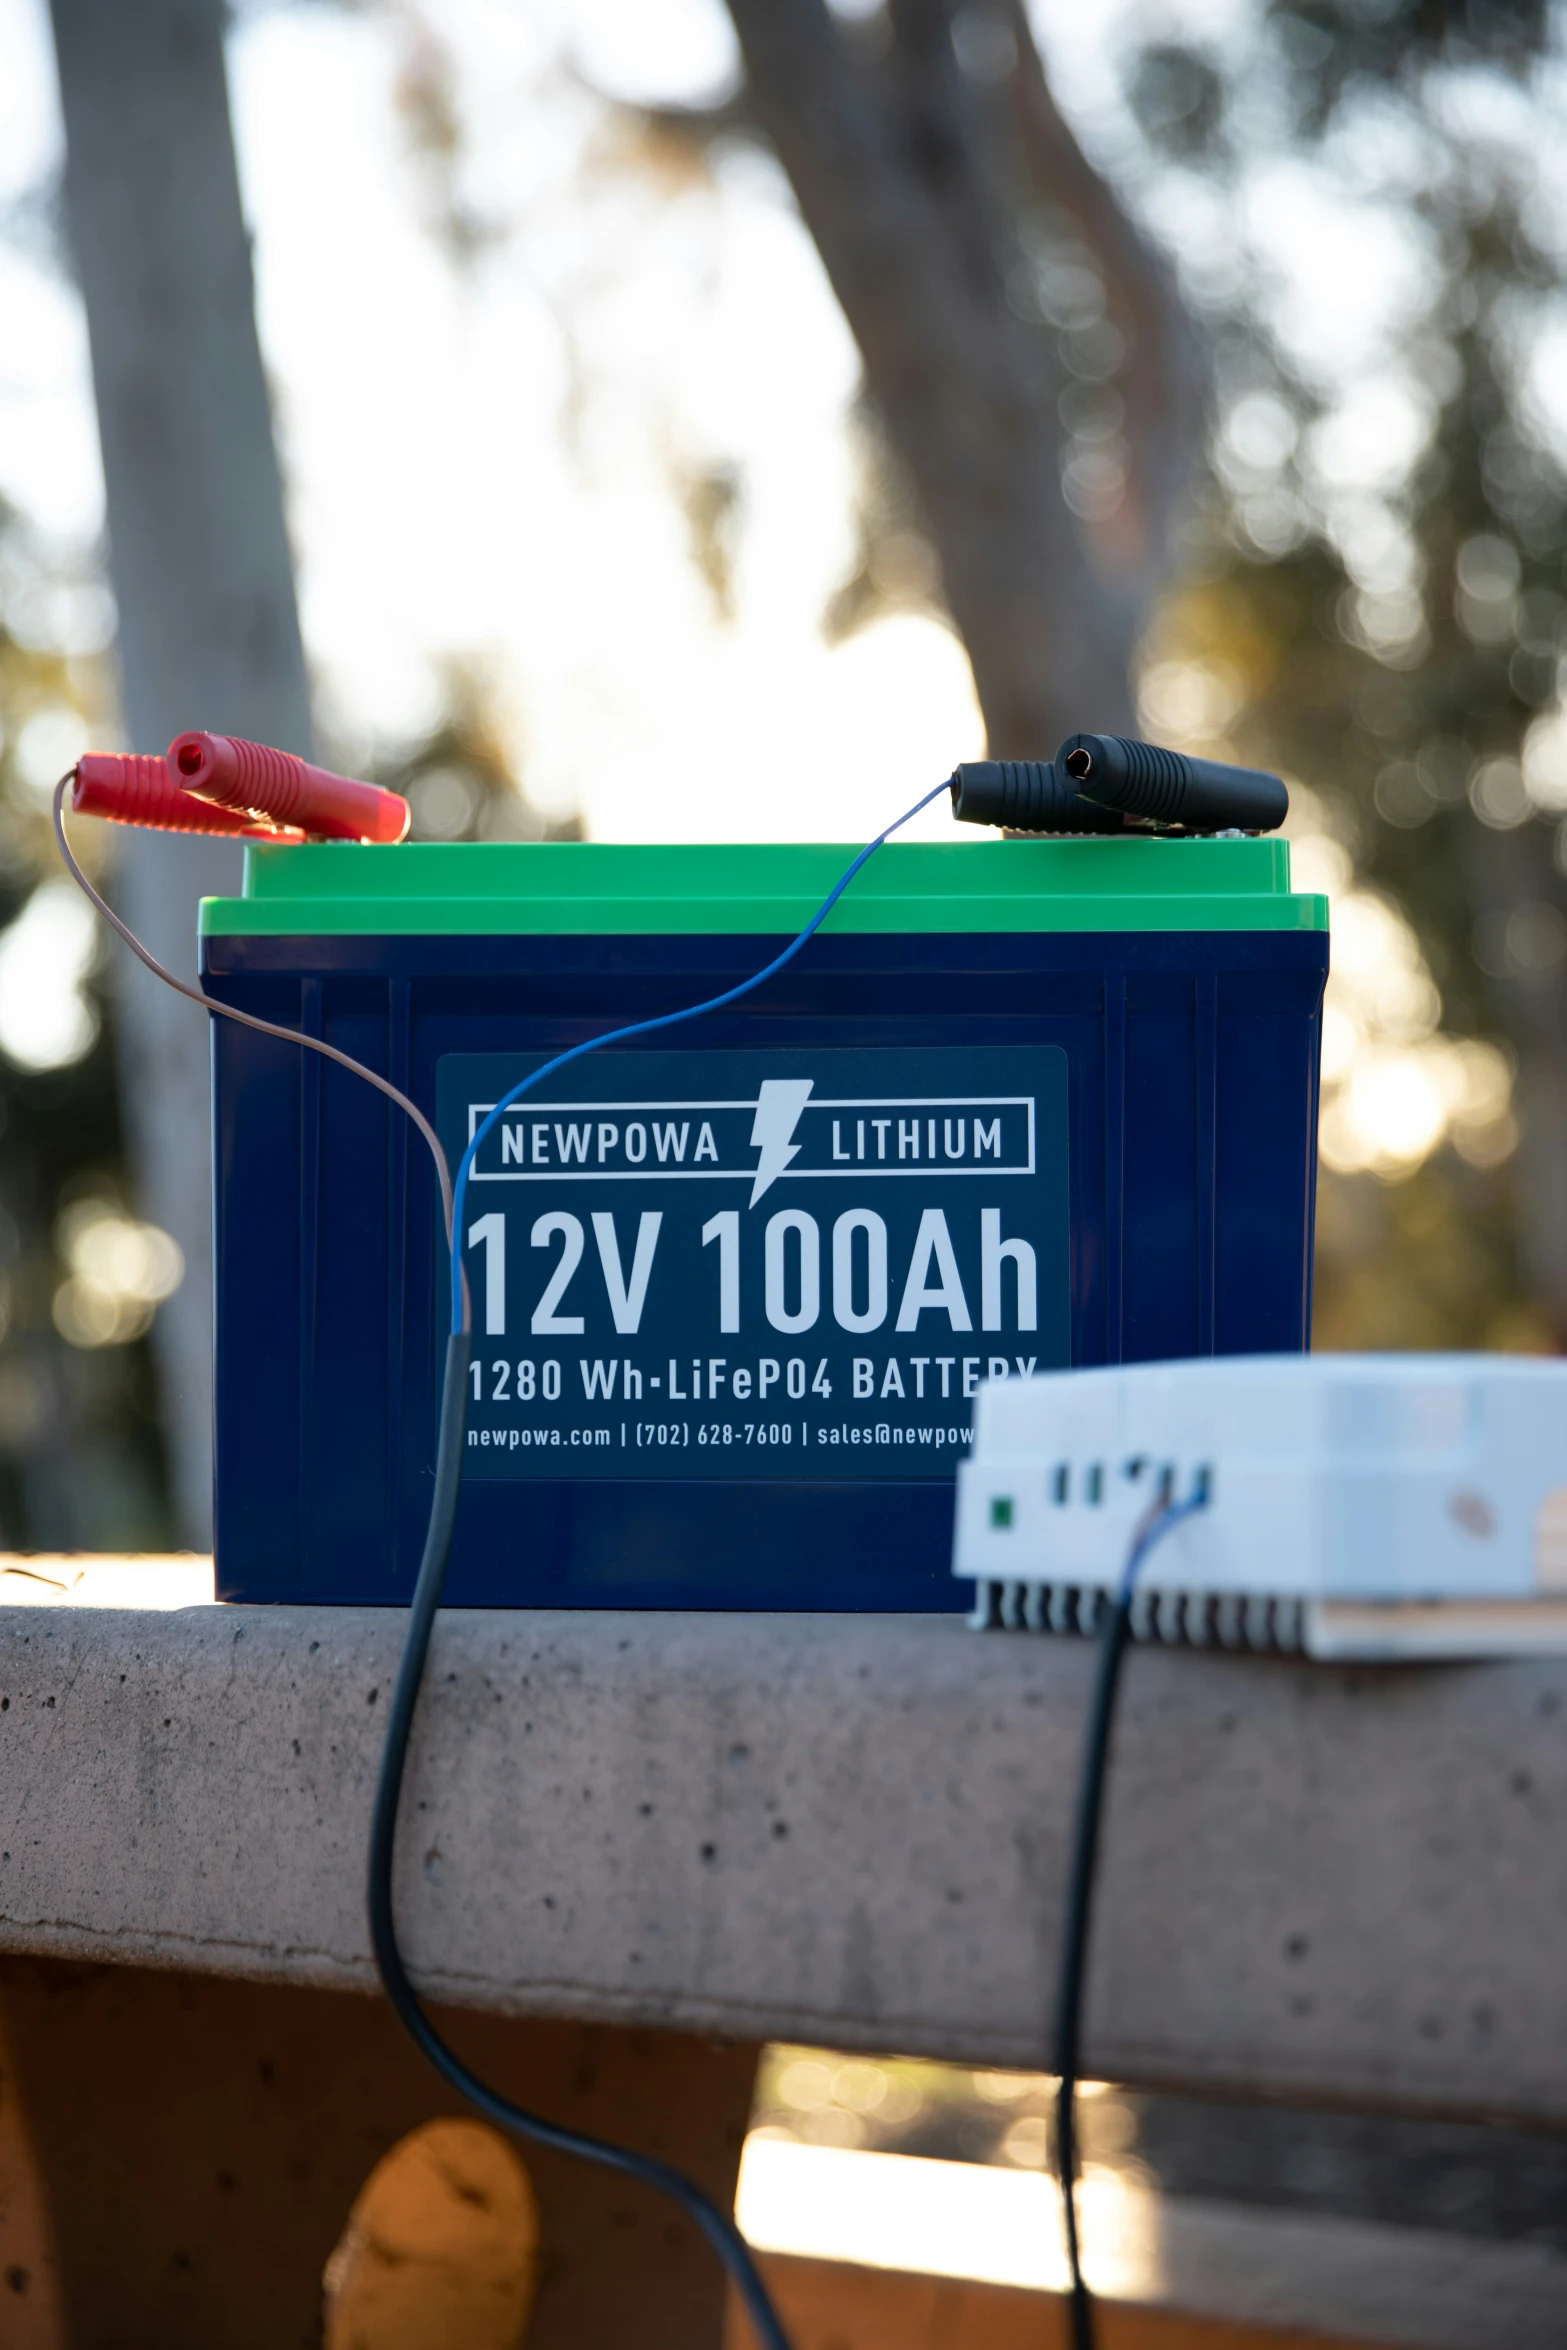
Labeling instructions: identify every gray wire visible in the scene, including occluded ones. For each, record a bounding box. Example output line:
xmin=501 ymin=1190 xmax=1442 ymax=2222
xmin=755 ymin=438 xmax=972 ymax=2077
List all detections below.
xmin=52 ymin=773 xmax=464 ymax=1310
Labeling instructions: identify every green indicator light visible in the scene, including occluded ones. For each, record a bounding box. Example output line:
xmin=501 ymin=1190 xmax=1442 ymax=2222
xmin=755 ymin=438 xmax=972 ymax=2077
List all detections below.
xmin=990 ymin=1495 xmax=1015 ymax=1530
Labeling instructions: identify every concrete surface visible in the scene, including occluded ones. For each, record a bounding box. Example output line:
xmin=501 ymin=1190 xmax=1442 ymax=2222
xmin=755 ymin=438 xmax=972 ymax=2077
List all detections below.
xmin=0 ymin=1600 xmax=1561 ymax=2122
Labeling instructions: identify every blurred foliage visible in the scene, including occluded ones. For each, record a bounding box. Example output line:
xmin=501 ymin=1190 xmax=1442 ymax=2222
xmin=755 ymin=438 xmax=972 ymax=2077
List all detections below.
xmin=823 ymin=403 xmax=948 ymax=647
xmin=751 ymin=2042 xmax=1135 ymax=2178
xmin=388 ymin=16 xmax=503 ymax=269
xmin=1110 ymin=0 xmax=1567 ymax=1345
xmin=1314 ymin=1158 xmax=1547 ymax=1352
xmin=678 ymin=459 xmax=746 ymax=626
xmin=0 ymin=508 xmax=175 ymax=1548
xmin=360 ymin=657 xmax=582 ymax=846
xmin=707 ymin=0 xmax=1566 ymax=1347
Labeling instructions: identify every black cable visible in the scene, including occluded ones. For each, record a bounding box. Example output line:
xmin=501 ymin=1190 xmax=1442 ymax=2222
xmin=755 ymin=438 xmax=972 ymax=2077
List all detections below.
xmin=1052 ymin=1584 xmax=1131 ymax=2350
xmin=1051 ymin=1491 xmax=1207 ymax=2349
xmin=369 ymin=1333 xmax=792 ymax=2350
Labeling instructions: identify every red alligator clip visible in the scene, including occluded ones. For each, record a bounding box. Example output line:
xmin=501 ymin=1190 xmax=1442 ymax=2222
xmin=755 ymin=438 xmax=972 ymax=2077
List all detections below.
xmin=72 ymin=755 xmax=304 ymax=838
xmin=168 ymin=733 xmax=410 ymax=843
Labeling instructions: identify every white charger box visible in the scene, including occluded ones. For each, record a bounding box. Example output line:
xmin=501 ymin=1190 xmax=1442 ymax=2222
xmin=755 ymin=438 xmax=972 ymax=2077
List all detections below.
xmin=954 ymin=1354 xmax=1567 ymax=1659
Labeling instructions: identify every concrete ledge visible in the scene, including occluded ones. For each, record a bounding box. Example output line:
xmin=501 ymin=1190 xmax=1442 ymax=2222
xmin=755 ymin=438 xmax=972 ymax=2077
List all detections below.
xmin=0 ymin=1603 xmax=1562 ymax=2120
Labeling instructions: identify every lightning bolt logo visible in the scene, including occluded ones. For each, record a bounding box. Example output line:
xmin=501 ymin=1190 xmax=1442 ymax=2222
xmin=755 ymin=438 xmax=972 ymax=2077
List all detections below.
xmin=748 ymin=1078 xmax=814 ymax=1206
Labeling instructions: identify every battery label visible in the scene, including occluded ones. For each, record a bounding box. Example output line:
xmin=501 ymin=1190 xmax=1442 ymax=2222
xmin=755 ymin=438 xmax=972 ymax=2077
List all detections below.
xmin=436 ymin=1046 xmax=1068 ymax=1479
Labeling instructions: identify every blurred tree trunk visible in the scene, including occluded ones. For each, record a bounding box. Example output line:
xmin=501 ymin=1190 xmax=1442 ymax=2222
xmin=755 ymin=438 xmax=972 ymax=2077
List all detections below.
xmin=721 ymin=0 xmax=1200 ymax=752
xmin=49 ymin=0 xmax=314 ymax=1545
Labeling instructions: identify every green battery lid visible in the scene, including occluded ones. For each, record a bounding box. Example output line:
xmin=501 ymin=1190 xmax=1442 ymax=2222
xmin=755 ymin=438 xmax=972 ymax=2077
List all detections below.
xmin=200 ymin=835 xmax=1327 ymax=938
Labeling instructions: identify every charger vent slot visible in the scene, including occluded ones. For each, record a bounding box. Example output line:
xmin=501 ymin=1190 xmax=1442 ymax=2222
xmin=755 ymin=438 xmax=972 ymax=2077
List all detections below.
xmin=969 ymin=1579 xmax=1305 ymax=1652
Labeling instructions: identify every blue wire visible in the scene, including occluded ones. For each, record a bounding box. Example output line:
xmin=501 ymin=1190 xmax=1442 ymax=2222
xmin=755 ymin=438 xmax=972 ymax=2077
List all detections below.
xmin=448 ymin=777 xmax=953 ymax=1334
xmin=1116 ymin=1484 xmax=1209 ymax=1604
